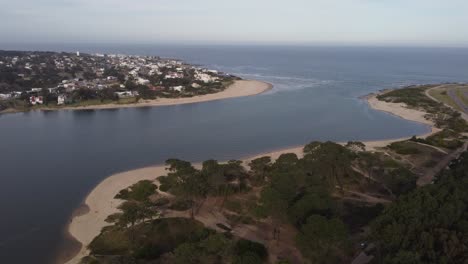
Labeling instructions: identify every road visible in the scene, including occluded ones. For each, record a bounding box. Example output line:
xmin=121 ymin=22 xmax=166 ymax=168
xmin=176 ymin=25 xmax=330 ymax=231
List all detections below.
xmin=448 ymin=89 xmax=468 ymax=114
xmin=425 ymin=86 xmax=468 ymax=121
xmin=417 ymin=141 xmax=468 ymax=186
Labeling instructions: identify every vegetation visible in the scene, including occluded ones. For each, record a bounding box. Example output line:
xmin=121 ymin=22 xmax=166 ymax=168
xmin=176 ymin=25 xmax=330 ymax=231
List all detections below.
xmin=115 ymin=180 xmax=158 ymax=202
xmin=411 ymin=130 xmax=464 ymax=150
xmin=388 ymin=141 xmax=421 ymax=155
xmin=377 ymin=85 xmax=468 ymax=132
xmin=88 ymin=217 xmax=268 ymax=264
xmin=371 ymin=151 xmax=468 ymax=264
xmin=85 ymin=141 xmax=465 ymax=263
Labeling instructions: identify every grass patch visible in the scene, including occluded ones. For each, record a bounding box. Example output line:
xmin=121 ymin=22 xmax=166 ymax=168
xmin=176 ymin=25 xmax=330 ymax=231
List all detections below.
xmin=428 ymin=88 xmax=462 ymax=112
xmin=388 ymin=141 xmax=421 ymax=155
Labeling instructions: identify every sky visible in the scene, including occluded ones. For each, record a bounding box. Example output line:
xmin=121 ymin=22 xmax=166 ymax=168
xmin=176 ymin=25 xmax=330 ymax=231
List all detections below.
xmin=1 ymin=0 xmax=468 ymax=47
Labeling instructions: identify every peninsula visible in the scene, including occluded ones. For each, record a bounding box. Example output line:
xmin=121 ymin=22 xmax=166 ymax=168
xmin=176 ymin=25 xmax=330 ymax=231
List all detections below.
xmin=65 ymin=83 xmax=468 ymax=264
xmin=0 ymin=50 xmax=272 ymax=114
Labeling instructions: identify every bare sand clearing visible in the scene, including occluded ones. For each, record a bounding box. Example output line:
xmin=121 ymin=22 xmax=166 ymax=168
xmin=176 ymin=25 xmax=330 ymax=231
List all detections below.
xmin=66 ymin=90 xmax=439 ymax=263
xmin=63 ymin=80 xmax=272 ymax=111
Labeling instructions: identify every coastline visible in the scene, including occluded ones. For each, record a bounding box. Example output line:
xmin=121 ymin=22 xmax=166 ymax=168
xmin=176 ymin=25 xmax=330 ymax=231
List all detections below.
xmin=0 ymin=80 xmax=273 ymax=115
xmin=64 ymin=89 xmax=439 ymax=264
xmin=363 ymin=92 xmax=440 ymax=150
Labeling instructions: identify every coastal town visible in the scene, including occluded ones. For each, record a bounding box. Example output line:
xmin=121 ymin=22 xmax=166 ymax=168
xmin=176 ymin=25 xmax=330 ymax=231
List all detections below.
xmin=0 ymin=50 xmax=239 ymax=112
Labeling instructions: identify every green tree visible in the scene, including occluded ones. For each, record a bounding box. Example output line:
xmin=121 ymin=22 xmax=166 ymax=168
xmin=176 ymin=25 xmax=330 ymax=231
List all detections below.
xmin=296 ymin=215 xmax=347 ymax=263
xmin=303 ymin=141 xmax=356 ymax=190
xmin=249 ymin=156 xmax=272 ymax=183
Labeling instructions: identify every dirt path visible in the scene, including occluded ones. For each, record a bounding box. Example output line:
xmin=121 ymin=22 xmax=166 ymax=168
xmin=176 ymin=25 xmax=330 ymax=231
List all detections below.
xmin=413 ymin=141 xmax=448 ymax=154
xmin=341 ymin=189 xmax=392 ymax=204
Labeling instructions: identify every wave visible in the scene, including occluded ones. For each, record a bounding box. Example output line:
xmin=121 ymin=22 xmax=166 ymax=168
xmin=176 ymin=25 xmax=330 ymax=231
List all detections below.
xmin=232 ymin=72 xmax=336 ymax=93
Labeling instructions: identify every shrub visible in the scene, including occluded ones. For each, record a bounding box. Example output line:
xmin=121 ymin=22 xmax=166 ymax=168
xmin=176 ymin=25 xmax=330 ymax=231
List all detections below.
xmin=169 ymin=199 xmax=193 ymax=211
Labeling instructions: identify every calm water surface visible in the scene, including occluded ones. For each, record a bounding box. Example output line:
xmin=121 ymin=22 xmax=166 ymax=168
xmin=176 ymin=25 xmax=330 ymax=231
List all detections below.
xmin=1 ymin=45 xmax=468 ymax=263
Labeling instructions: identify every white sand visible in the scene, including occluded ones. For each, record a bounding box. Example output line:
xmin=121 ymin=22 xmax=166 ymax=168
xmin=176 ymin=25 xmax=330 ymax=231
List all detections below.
xmin=364 ymin=93 xmax=440 ymax=150
xmin=66 ymin=90 xmax=439 ymax=264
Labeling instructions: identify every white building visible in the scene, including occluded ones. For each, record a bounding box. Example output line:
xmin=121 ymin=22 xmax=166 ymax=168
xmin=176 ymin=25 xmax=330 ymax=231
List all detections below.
xmin=195 ymin=73 xmax=218 ymax=83
xmin=171 ymin=86 xmax=184 ymax=92
xmin=136 ymin=78 xmax=150 ymax=85
xmin=115 ymin=91 xmax=139 ymax=98
xmin=0 ymin=93 xmax=11 ymax=100
xmin=57 ymin=95 xmax=66 ymax=105
xmin=164 ymin=72 xmax=184 ymax=79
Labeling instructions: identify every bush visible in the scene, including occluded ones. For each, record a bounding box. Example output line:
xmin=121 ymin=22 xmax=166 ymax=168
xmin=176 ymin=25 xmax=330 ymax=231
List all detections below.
xmin=388 ymin=141 xmax=421 ymax=155
xmin=115 ymin=180 xmax=158 ymax=202
xmin=234 ymin=239 xmax=268 ymax=260
xmin=153 ymin=197 xmax=170 ymax=206
xmin=169 ymin=199 xmax=193 ymax=211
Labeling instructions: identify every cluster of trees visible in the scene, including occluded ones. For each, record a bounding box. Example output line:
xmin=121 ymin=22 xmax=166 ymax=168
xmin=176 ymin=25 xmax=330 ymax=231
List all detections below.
xmin=153 ymin=141 xmax=417 ymax=263
xmin=0 ymin=58 xmax=63 ymax=93
xmin=106 ymin=180 xmax=160 ymax=228
xmin=86 ymin=140 xmax=430 ymax=264
xmin=371 ymin=151 xmax=468 ymax=264
xmin=87 ymin=217 xmax=268 ymax=264
xmin=159 ymin=159 xmax=248 ymax=218
xmin=169 ymin=234 xmax=268 ymax=264
xmin=252 ymin=142 xmax=357 ymax=263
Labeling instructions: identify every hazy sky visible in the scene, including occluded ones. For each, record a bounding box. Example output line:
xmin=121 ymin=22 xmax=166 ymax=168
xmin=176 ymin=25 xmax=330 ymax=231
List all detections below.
xmin=1 ymin=0 xmax=467 ymax=47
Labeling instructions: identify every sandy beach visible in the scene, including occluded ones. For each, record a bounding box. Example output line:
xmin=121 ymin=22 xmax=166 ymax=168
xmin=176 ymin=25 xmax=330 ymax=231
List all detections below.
xmin=364 ymin=92 xmax=440 ymax=150
xmin=65 ymin=90 xmax=439 ymax=264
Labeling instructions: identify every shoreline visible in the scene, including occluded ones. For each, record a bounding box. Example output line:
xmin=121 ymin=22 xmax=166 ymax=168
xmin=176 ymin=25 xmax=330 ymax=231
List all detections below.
xmin=64 ymin=89 xmax=439 ymax=264
xmin=0 ymin=80 xmax=273 ymax=115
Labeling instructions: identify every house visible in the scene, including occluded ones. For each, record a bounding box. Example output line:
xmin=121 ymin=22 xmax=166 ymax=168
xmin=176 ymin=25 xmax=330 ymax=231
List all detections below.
xmin=0 ymin=93 xmax=11 ymax=100
xmin=171 ymin=86 xmax=184 ymax=92
xmin=115 ymin=91 xmax=139 ymax=98
xmin=195 ymin=73 xmax=218 ymax=83
xmin=57 ymin=95 xmax=67 ymax=105
xmin=31 ymin=88 xmax=43 ymax=92
xmin=29 ymin=96 xmax=44 ymax=105
xmin=136 ymin=78 xmax=150 ymax=85
xmin=164 ymin=72 xmax=184 ymax=79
